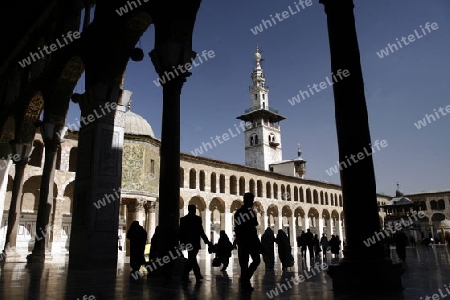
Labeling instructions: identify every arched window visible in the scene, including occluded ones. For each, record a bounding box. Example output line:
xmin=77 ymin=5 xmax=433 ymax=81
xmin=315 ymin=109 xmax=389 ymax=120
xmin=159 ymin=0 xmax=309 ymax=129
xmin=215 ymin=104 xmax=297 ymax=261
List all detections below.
xmin=230 ymin=176 xmax=237 ymax=195
xmin=438 ymin=199 xmax=445 ymax=210
xmin=189 ymin=169 xmax=196 ymax=189
xmin=239 ymin=177 xmax=245 ymax=196
xmin=257 ymin=180 xmax=263 ymax=197
xmin=219 ymin=174 xmax=225 ymax=193
xmin=199 ymin=171 xmax=205 ymax=191
xmin=210 ymin=173 xmax=217 ymax=193
xmin=254 ymin=135 xmax=258 ymax=145
xmin=249 ymin=179 xmax=255 ymax=194
xmin=430 ymin=200 xmax=438 ymax=210
xmin=68 ymin=147 xmax=77 ymax=172
xmin=250 ymin=136 xmax=254 ymax=146
xmin=180 ymin=168 xmax=184 ymax=188
xmin=269 ymin=134 xmax=275 ymax=143
xmin=266 ymin=182 xmax=272 ymax=198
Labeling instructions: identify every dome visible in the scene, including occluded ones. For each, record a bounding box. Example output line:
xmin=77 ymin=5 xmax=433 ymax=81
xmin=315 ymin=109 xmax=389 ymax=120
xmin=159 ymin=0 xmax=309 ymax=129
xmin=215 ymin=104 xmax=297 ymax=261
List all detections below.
xmin=124 ymin=110 xmax=155 ymax=138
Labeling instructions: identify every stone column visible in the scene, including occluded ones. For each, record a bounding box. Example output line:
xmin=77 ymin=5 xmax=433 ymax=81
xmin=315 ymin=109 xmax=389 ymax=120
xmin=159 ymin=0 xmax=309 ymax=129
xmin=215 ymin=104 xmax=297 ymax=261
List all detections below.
xmin=277 ymin=210 xmax=283 ymax=231
xmin=304 ymin=216 xmax=309 ymax=231
xmin=289 ymin=215 xmax=297 ymax=246
xmin=135 ymin=199 xmax=146 ymax=230
xmin=145 ymin=202 xmax=157 ymax=241
xmin=204 ymin=209 xmax=211 ymax=246
xmin=318 ymin=217 xmax=324 ymax=237
xmin=3 ymin=151 xmax=30 ymax=256
xmin=0 ymin=159 xmax=12 ymax=230
xmin=259 ymin=211 xmax=266 ymax=233
xmin=150 ymin=43 xmax=196 ymax=260
xmin=29 ymin=125 xmax=62 ymax=263
xmin=125 ymin=202 xmax=136 ymax=256
xmin=68 ymin=85 xmax=130 ymax=270
xmin=319 ymin=0 xmax=403 ymax=292
xmin=50 ymin=196 xmax=65 ymax=254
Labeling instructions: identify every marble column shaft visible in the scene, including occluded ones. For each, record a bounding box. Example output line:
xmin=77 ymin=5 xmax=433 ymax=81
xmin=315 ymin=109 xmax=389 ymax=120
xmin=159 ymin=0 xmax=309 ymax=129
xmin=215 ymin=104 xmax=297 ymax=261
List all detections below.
xmin=4 ymin=160 xmax=27 ymax=252
xmin=0 ymin=159 xmax=12 ymax=232
xmin=31 ymin=138 xmax=59 ymax=259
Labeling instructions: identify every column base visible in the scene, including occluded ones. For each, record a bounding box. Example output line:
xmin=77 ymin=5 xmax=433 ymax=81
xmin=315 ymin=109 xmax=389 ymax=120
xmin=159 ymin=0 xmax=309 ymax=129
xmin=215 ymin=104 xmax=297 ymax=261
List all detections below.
xmin=328 ymin=259 xmax=404 ymax=294
xmin=3 ymin=247 xmax=21 ymax=259
xmin=26 ymin=250 xmax=53 ymax=263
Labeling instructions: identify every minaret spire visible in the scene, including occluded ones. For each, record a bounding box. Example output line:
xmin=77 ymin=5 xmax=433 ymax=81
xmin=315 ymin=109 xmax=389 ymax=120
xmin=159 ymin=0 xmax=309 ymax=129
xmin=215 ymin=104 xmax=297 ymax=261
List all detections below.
xmin=237 ymin=46 xmax=286 ymax=171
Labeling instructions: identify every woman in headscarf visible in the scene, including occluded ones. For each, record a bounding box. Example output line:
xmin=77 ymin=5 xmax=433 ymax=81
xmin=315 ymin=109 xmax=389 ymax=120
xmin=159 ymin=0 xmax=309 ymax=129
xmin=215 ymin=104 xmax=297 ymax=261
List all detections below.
xmin=215 ymin=230 xmax=234 ymax=271
xmin=261 ymin=227 xmax=276 ymax=270
xmin=275 ymin=229 xmax=294 ymax=271
xmin=126 ymin=221 xmax=147 ymax=274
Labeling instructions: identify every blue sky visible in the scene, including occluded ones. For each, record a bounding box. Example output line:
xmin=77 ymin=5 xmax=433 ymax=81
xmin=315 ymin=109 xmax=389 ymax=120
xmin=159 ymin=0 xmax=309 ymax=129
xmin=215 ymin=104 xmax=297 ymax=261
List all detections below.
xmin=69 ymin=0 xmax=450 ymax=196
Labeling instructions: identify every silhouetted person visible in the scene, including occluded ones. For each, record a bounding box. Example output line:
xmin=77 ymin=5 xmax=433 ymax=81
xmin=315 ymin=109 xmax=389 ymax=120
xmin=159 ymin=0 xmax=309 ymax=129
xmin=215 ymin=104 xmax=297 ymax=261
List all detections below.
xmin=180 ymin=204 xmax=211 ymax=283
xmin=394 ymin=230 xmax=407 ymax=262
xmin=261 ymin=227 xmax=276 ymax=271
xmin=127 ymin=221 xmax=147 ymax=275
xmin=313 ymin=234 xmax=321 ymax=258
xmin=149 ymin=226 xmax=160 ymax=261
xmin=305 ymin=229 xmax=314 ymax=258
xmin=234 ymin=192 xmax=261 ymax=291
xmin=299 ymin=231 xmax=307 ymax=259
xmin=320 ymin=233 xmax=329 ymax=258
xmin=275 ymin=229 xmax=294 ymax=271
xmin=383 ymin=234 xmax=392 ymax=259
xmin=214 ymin=230 xmax=234 ymax=272
xmin=329 ymin=235 xmax=340 ymax=258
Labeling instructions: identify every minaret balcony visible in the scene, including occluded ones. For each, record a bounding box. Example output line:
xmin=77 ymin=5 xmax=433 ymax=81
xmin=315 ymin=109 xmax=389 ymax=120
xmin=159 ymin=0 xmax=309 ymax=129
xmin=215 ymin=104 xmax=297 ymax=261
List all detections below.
xmin=244 ymin=105 xmax=278 ymax=114
xmin=249 ymin=85 xmax=269 ymax=92
xmin=269 ymin=141 xmax=280 ymax=147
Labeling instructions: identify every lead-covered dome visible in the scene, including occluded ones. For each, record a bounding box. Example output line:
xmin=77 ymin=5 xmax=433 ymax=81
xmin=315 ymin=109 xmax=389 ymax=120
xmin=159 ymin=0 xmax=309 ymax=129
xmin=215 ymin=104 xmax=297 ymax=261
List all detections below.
xmin=124 ymin=110 xmax=155 ymax=138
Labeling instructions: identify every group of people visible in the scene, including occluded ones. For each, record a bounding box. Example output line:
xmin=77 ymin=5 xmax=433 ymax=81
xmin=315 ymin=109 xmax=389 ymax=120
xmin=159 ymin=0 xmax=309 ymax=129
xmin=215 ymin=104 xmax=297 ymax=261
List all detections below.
xmin=260 ymin=228 xmax=294 ymax=271
xmin=296 ymin=230 xmax=341 ymax=259
xmin=126 ymin=192 xmax=314 ymax=292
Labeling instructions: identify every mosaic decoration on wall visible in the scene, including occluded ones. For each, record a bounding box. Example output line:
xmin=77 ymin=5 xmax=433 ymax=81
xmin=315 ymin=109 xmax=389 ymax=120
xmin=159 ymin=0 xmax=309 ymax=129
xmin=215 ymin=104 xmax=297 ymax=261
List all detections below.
xmin=122 ymin=143 xmax=157 ymax=193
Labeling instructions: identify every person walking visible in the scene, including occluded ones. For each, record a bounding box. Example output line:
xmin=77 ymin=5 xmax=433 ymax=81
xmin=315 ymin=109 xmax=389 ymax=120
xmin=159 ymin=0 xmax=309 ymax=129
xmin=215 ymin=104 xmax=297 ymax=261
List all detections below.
xmin=261 ymin=227 xmax=276 ymax=271
xmin=275 ymin=229 xmax=294 ymax=271
xmin=180 ymin=204 xmax=212 ymax=283
xmin=313 ymin=234 xmax=321 ymax=258
xmin=126 ymin=221 xmax=147 ymax=275
xmin=234 ymin=192 xmax=261 ymax=291
xmin=214 ymin=230 xmax=234 ymax=272
xmin=394 ymin=230 xmax=407 ymax=262
xmin=299 ymin=231 xmax=307 ymax=259
xmin=320 ymin=233 xmax=329 ymax=258
xmin=329 ymin=235 xmax=340 ymax=258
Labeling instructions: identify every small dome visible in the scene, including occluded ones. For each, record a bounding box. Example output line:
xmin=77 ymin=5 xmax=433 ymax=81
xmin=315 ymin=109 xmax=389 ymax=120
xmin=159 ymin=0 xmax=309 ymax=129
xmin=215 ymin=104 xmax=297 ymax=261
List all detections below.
xmin=124 ymin=110 xmax=155 ymax=138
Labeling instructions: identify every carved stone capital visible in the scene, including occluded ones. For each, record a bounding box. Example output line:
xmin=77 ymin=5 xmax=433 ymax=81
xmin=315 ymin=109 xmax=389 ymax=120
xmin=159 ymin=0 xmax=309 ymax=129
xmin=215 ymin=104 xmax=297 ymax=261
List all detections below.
xmin=135 ymin=199 xmax=146 ymax=213
xmin=145 ymin=201 xmax=157 ymax=213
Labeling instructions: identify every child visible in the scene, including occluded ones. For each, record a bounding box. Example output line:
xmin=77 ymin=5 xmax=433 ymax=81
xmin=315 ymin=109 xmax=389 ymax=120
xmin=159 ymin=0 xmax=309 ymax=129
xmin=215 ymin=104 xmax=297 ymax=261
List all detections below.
xmin=214 ymin=230 xmax=234 ymax=271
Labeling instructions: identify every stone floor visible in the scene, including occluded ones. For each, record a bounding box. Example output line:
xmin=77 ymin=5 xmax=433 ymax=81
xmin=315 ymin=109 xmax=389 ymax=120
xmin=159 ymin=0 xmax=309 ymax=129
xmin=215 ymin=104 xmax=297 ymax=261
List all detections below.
xmin=0 ymin=245 xmax=449 ymax=300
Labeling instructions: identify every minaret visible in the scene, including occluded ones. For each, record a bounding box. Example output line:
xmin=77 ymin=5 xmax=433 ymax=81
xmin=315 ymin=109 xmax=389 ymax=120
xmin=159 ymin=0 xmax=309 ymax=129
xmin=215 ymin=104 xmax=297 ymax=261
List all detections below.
xmin=294 ymin=143 xmax=307 ymax=178
xmin=237 ymin=46 xmax=286 ymax=170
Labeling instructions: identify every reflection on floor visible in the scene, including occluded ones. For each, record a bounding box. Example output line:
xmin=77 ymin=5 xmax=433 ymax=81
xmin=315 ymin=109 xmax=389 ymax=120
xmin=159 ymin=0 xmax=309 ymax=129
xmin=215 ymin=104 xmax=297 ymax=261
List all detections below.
xmin=0 ymin=246 xmax=449 ymax=299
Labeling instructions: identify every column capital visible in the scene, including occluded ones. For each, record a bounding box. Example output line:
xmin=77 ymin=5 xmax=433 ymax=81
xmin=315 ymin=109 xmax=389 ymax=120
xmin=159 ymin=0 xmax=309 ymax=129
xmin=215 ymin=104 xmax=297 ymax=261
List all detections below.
xmin=145 ymin=201 xmax=157 ymax=213
xmin=55 ymin=196 xmax=65 ymax=203
xmin=319 ymin=0 xmax=354 ymax=13
xmin=149 ymin=42 xmax=197 ymax=87
xmin=135 ymin=199 xmax=146 ymax=213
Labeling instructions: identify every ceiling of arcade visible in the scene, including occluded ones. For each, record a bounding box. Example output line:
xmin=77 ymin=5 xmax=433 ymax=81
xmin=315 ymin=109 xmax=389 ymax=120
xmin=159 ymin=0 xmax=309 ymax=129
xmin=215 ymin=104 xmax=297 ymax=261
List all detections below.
xmin=0 ymin=0 xmax=200 ymax=151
